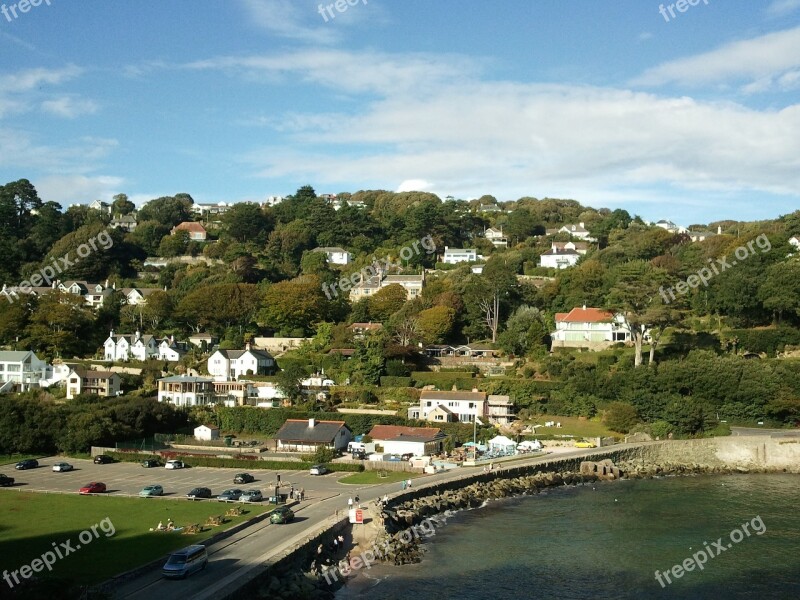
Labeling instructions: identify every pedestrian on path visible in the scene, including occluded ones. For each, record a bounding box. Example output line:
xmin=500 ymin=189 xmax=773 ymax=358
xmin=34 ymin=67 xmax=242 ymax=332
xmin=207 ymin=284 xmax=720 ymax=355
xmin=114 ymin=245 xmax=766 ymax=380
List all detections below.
xmin=401 ymin=480 xmax=407 ymax=490
xmin=406 ymin=479 xmax=412 ymax=488
xmin=348 ymin=496 xmax=354 ymax=508
xmin=355 ymin=494 xmax=360 ymax=507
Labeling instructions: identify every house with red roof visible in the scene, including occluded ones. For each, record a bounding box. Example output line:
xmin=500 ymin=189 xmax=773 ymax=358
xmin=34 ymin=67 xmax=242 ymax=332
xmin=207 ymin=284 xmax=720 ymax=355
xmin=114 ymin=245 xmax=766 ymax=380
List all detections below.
xmin=551 ymin=305 xmax=633 ymax=350
xmin=171 ymin=221 xmax=207 ymax=241
xmin=367 ymin=425 xmax=448 ymax=457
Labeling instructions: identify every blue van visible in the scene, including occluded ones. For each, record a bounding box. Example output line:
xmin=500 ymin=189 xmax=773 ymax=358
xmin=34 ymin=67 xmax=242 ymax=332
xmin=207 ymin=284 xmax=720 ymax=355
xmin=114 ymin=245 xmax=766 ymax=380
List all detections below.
xmin=162 ymin=545 xmax=208 ymax=579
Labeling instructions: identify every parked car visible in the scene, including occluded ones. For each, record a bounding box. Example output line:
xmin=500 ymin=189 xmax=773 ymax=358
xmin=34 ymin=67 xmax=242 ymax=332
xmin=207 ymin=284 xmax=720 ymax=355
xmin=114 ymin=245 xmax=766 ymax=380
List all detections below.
xmin=52 ymin=462 xmax=74 ymax=472
xmin=165 ymin=460 xmax=186 ymax=470
xmin=217 ymin=488 xmax=243 ymax=501
xmin=186 ymin=487 xmax=212 ymax=500
xmin=0 ymin=474 xmax=14 ymax=486
xmin=309 ymin=465 xmax=328 ymax=476
xmin=233 ymin=473 xmax=254 ymax=484
xmin=240 ymin=489 xmax=263 ymax=503
xmin=79 ymin=482 xmax=107 ymax=494
xmin=575 ymin=439 xmax=596 ymax=448
xmin=93 ymin=455 xmax=114 ymax=464
xmin=162 ymin=545 xmax=208 ymax=579
xmin=270 ymin=506 xmax=295 ymax=524
xmin=139 ymin=484 xmax=164 ymax=497
xmin=141 ymin=458 xmax=160 ymax=468
xmin=15 ymin=459 xmax=38 ymax=470
xmin=401 ymin=453 xmax=415 ymax=461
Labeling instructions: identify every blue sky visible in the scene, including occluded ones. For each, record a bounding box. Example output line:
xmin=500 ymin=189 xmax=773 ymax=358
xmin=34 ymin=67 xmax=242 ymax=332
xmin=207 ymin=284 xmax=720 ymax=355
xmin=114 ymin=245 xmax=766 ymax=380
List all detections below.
xmin=1 ymin=0 xmax=799 ymax=225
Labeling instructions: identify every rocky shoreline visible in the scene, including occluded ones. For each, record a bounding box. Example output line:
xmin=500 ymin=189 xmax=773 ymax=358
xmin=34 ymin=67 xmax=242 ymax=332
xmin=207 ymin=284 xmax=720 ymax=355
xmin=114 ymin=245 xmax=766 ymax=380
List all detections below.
xmin=254 ymin=450 xmax=800 ymax=599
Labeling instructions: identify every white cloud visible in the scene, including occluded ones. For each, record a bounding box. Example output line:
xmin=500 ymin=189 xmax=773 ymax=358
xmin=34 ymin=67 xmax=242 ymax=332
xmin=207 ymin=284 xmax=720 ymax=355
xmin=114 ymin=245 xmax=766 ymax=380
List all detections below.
xmin=238 ymin=0 xmax=339 ymax=44
xmin=397 ymin=179 xmax=435 ymax=193
xmin=766 ymin=0 xmax=800 ymax=17
xmin=0 ymin=65 xmax=83 ymax=93
xmin=0 ymin=128 xmax=117 ymax=173
xmin=33 ymin=174 xmax=126 ymax=206
xmin=632 ymin=26 xmax=800 ymax=92
xmin=41 ymin=96 xmax=98 ymax=118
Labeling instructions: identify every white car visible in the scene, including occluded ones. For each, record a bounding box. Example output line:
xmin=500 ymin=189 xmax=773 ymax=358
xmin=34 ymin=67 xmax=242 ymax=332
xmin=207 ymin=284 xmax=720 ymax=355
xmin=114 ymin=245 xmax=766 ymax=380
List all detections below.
xmin=52 ymin=462 xmax=74 ymax=472
xmin=309 ymin=465 xmax=328 ymax=476
xmin=164 ymin=460 xmax=185 ymax=470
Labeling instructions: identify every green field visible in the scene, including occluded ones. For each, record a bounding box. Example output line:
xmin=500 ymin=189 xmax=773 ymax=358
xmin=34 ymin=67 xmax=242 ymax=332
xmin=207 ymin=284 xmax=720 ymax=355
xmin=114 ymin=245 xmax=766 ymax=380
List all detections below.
xmin=526 ymin=415 xmax=618 ymax=439
xmin=0 ymin=492 xmax=269 ymax=587
xmin=338 ymin=470 xmax=422 ymax=485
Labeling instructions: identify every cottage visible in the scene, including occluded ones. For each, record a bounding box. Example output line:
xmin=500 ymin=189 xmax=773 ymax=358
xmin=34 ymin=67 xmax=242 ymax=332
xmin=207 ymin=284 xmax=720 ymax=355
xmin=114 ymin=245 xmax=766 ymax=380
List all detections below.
xmin=274 ymin=418 xmax=352 ymax=452
xmin=207 ymin=345 xmax=275 ymax=380
xmin=416 ymin=390 xmax=487 ymax=424
xmin=104 ymin=330 xmax=159 ymax=362
xmin=483 ymin=227 xmax=508 ymax=248
xmin=312 ymin=247 xmax=353 ymax=265
xmin=194 ymin=424 xmax=220 ymax=441
xmin=550 ymin=306 xmax=633 ymax=350
xmin=171 ymin=221 xmax=208 ymax=241
xmin=65 ymin=368 xmax=121 ymax=399
xmin=367 ymin=425 xmax=448 ymax=457
xmin=442 ymin=247 xmax=478 ymax=264
xmin=0 ymin=351 xmax=50 ymax=392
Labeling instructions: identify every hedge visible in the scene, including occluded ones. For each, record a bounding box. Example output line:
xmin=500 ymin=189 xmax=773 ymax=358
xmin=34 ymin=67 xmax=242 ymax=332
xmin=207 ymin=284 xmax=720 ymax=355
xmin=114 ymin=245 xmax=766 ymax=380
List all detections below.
xmin=108 ymin=450 xmax=364 ymax=472
xmin=380 ymin=376 xmax=413 ymax=387
xmin=728 ymin=327 xmax=800 ymax=357
xmin=212 ymin=407 xmax=406 ymax=437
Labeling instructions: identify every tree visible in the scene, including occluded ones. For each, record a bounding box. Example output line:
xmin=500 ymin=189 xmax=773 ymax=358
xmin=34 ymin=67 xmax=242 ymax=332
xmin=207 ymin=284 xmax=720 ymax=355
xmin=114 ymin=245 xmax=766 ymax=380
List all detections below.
xmin=26 ymin=292 xmax=93 ymax=358
xmin=260 ymin=275 xmax=333 ymax=335
xmin=603 ymin=402 xmax=639 ymax=433
xmin=606 ymin=261 xmax=668 ymax=367
xmin=497 ymin=305 xmax=549 ymax=357
xmin=392 ymin=316 xmax=421 ymax=346
xmin=137 ymin=195 xmax=193 ymax=227
xmin=417 ymin=305 xmax=456 ymax=344
xmin=111 ymin=194 xmax=136 ymax=216
xmin=221 ymin=202 xmax=272 ymax=244
xmin=176 ymin=283 xmax=261 ymax=333
xmin=276 ymin=362 xmax=307 ymax=404
xmin=368 ymin=284 xmax=408 ymax=322
xmin=758 ymin=261 xmax=800 ymax=324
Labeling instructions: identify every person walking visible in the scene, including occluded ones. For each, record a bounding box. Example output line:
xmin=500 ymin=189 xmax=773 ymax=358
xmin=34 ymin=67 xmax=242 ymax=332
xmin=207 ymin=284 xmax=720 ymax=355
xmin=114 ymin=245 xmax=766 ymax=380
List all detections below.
xmin=355 ymin=494 xmax=360 ymax=507
xmin=401 ymin=480 xmax=407 ymax=491
xmin=348 ymin=496 xmax=354 ymax=509
xmin=406 ymin=479 xmax=412 ymax=488
xmin=300 ymin=488 xmax=305 ymax=501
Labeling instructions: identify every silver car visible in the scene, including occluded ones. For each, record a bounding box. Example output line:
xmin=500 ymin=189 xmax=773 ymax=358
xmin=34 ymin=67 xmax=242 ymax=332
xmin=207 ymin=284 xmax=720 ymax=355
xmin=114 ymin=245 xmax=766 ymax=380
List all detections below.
xmin=240 ymin=489 xmax=263 ymax=502
xmin=52 ymin=462 xmax=73 ymax=472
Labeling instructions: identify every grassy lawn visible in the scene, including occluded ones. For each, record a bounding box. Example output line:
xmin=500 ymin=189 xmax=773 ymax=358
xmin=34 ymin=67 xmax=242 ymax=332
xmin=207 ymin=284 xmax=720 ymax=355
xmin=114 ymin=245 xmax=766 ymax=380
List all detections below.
xmin=526 ymin=415 xmax=619 ymax=439
xmin=0 ymin=492 xmax=269 ymax=586
xmin=0 ymin=454 xmax=43 ymax=466
xmin=338 ymin=470 xmax=422 ymax=485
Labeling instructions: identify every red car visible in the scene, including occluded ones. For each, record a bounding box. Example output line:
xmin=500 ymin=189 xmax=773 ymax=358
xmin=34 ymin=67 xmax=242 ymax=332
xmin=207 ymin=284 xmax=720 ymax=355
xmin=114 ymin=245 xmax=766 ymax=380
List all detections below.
xmin=79 ymin=482 xmax=107 ymax=495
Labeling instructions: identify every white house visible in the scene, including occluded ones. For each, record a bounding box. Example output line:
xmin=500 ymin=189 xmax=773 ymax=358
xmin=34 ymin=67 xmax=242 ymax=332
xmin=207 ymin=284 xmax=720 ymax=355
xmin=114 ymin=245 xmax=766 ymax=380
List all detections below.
xmin=194 ymin=424 xmax=220 ymax=441
xmin=546 ymin=222 xmax=596 ymax=242
xmin=442 ymin=247 xmax=478 ymax=264
xmin=104 ymin=331 xmax=159 ymax=362
xmin=483 ymin=227 xmax=508 ymax=248
xmin=550 ymin=306 xmax=633 ymax=350
xmin=411 ymin=390 xmax=487 ymax=424
xmin=349 ymin=272 xmax=425 ymax=301
xmin=654 ymin=219 xmax=688 ymax=235
xmin=120 ymin=287 xmax=161 ymax=305
xmin=157 ymin=375 xmax=214 ymax=407
xmin=207 ymin=345 xmax=275 ymax=381
xmin=0 ymin=351 xmax=50 ymax=392
xmin=313 ymin=247 xmax=353 ymax=265
xmin=539 ymin=246 xmax=580 ymax=269
xmin=158 ymin=338 xmax=187 ymax=362
xmin=368 ymin=425 xmax=448 ymax=457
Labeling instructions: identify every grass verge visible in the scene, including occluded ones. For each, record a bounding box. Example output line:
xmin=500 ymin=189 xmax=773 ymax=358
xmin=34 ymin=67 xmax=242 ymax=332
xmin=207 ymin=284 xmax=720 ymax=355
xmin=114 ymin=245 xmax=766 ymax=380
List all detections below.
xmin=338 ymin=470 xmax=421 ymax=485
xmin=0 ymin=491 xmax=268 ymax=587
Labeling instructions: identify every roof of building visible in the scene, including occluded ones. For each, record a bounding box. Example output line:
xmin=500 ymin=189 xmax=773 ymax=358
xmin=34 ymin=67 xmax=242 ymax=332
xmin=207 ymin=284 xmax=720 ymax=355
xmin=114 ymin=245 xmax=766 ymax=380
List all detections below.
xmin=71 ymin=367 xmax=118 ymax=379
xmin=555 ymin=307 xmax=615 ymax=323
xmin=172 ymin=222 xmax=207 ymax=234
xmin=350 ymin=322 xmax=383 ymax=331
xmin=383 ymin=275 xmax=424 ymax=283
xmin=0 ymin=350 xmax=37 ymax=362
xmin=368 ymin=425 xmax=445 ymax=442
xmin=214 ymin=348 xmax=274 ymax=360
xmin=420 ymin=390 xmax=486 ymax=401
xmin=313 ymin=247 xmax=349 ymax=254
xmin=328 ymin=348 xmax=356 ymax=357
xmin=275 ymin=419 xmax=350 ymax=443
xmin=444 ymin=248 xmax=476 ymax=254
xmin=488 ymin=395 xmax=512 ymax=404
xmin=541 ymin=248 xmax=580 ymax=256
xmin=196 ymin=424 xmax=220 ymax=430
xmin=159 ymin=375 xmax=213 ymax=383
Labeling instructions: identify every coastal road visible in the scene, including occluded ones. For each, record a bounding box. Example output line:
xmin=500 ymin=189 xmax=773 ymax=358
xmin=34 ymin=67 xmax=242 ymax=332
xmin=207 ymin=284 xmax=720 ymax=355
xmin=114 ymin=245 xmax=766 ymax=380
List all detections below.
xmin=112 ymin=445 xmax=633 ymax=600
xmin=730 ymin=426 xmax=799 ymax=437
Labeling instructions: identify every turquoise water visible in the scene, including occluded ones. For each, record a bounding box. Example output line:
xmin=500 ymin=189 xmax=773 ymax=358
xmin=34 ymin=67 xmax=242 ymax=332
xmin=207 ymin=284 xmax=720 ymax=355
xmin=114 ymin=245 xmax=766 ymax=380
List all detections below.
xmin=337 ymin=474 xmax=800 ymax=599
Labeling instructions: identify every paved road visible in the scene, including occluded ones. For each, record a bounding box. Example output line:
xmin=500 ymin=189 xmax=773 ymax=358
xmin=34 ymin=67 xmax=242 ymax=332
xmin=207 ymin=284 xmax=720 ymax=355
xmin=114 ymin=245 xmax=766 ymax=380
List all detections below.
xmin=730 ymin=426 xmax=799 ymax=437
xmin=111 ymin=446 xmax=626 ymax=600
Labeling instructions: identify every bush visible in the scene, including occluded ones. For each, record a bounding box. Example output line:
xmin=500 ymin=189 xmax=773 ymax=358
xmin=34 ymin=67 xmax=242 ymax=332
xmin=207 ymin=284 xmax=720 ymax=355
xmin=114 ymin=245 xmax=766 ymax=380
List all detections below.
xmin=108 ymin=450 xmax=364 ymax=472
xmin=380 ymin=376 xmax=413 ymax=387
xmin=385 ymin=360 xmax=410 ymax=377
xmin=603 ymin=402 xmax=639 ymax=433
xmin=649 ymin=420 xmax=674 ymax=439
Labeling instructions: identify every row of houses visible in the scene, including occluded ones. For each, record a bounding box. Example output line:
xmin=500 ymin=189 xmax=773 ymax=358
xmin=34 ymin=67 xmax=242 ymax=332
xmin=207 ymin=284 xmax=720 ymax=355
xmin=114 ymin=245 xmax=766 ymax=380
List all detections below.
xmin=0 ymin=282 xmax=161 ymax=310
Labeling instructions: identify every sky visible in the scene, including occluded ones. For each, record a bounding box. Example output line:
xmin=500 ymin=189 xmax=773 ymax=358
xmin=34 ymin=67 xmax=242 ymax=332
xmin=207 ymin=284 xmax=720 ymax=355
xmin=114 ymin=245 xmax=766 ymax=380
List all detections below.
xmin=0 ymin=0 xmax=799 ymax=225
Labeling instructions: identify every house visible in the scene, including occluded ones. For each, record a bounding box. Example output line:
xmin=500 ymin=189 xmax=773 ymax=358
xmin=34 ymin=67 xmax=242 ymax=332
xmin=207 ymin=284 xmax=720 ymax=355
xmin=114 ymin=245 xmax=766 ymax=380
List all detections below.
xmin=110 ymin=214 xmax=138 ymax=232
xmin=327 ymin=348 xmax=355 ymax=359
xmin=120 ymin=287 xmax=161 ymax=305
xmin=65 ymin=368 xmax=121 ymax=399
xmin=547 ymin=222 xmax=596 ymax=242
xmin=157 ymin=375 xmax=214 ymax=406
xmin=192 ymin=202 xmax=232 ymax=217
xmin=188 ymin=333 xmax=218 ymax=349
xmin=313 ymin=247 xmax=353 ymax=265
xmin=550 ymin=305 xmax=633 ymax=350
xmin=423 ymin=344 xmax=495 ymax=359
xmin=367 ymin=425 xmax=448 ymax=457
xmin=158 ymin=338 xmax=187 ymax=362
xmin=103 ymin=331 xmax=159 ymax=362
xmin=483 ymin=227 xmax=508 ymax=248
xmin=349 ymin=273 xmax=425 ymax=301
xmin=263 ymin=196 xmax=284 ymax=208
xmin=789 ymin=236 xmax=800 ymax=253
xmin=654 ymin=219 xmax=688 ymax=235
xmin=194 ymin=424 xmax=220 ymax=441
xmin=539 ymin=241 xmax=586 ymax=269
xmin=414 ymin=390 xmax=487 ymax=424
xmin=442 ymin=247 xmax=478 ymax=264
xmin=478 ymin=204 xmax=502 ymax=213
xmin=89 ymin=200 xmax=111 ymax=213
xmin=207 ymin=345 xmax=275 ymax=381
xmin=350 ymin=322 xmax=383 ymax=339
xmin=688 ymin=230 xmax=716 ymax=242
xmin=171 ymin=222 xmax=207 ymax=241
xmin=274 ymin=418 xmax=352 ymax=452
xmin=57 ymin=280 xmax=113 ymax=309
xmin=487 ymin=395 xmax=516 ymax=426
xmin=0 ymin=351 xmax=50 ymax=392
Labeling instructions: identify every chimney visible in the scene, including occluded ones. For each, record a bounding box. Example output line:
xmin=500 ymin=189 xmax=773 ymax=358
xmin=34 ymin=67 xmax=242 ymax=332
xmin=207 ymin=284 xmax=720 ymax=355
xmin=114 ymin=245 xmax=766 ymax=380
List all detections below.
xmin=717 ymin=226 xmax=722 ymax=235
xmin=135 ymin=330 xmax=140 ymax=341
xmin=245 ymin=342 xmax=251 ymax=351
xmin=582 ymin=304 xmax=587 ymax=310
xmin=308 ymin=418 xmax=316 ymax=428
xmin=472 ymin=387 xmax=478 ymax=393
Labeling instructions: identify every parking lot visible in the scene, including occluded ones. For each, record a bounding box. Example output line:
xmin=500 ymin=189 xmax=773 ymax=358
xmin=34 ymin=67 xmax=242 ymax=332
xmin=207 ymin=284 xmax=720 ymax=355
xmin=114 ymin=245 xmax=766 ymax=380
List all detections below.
xmin=1 ymin=457 xmax=352 ymax=501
